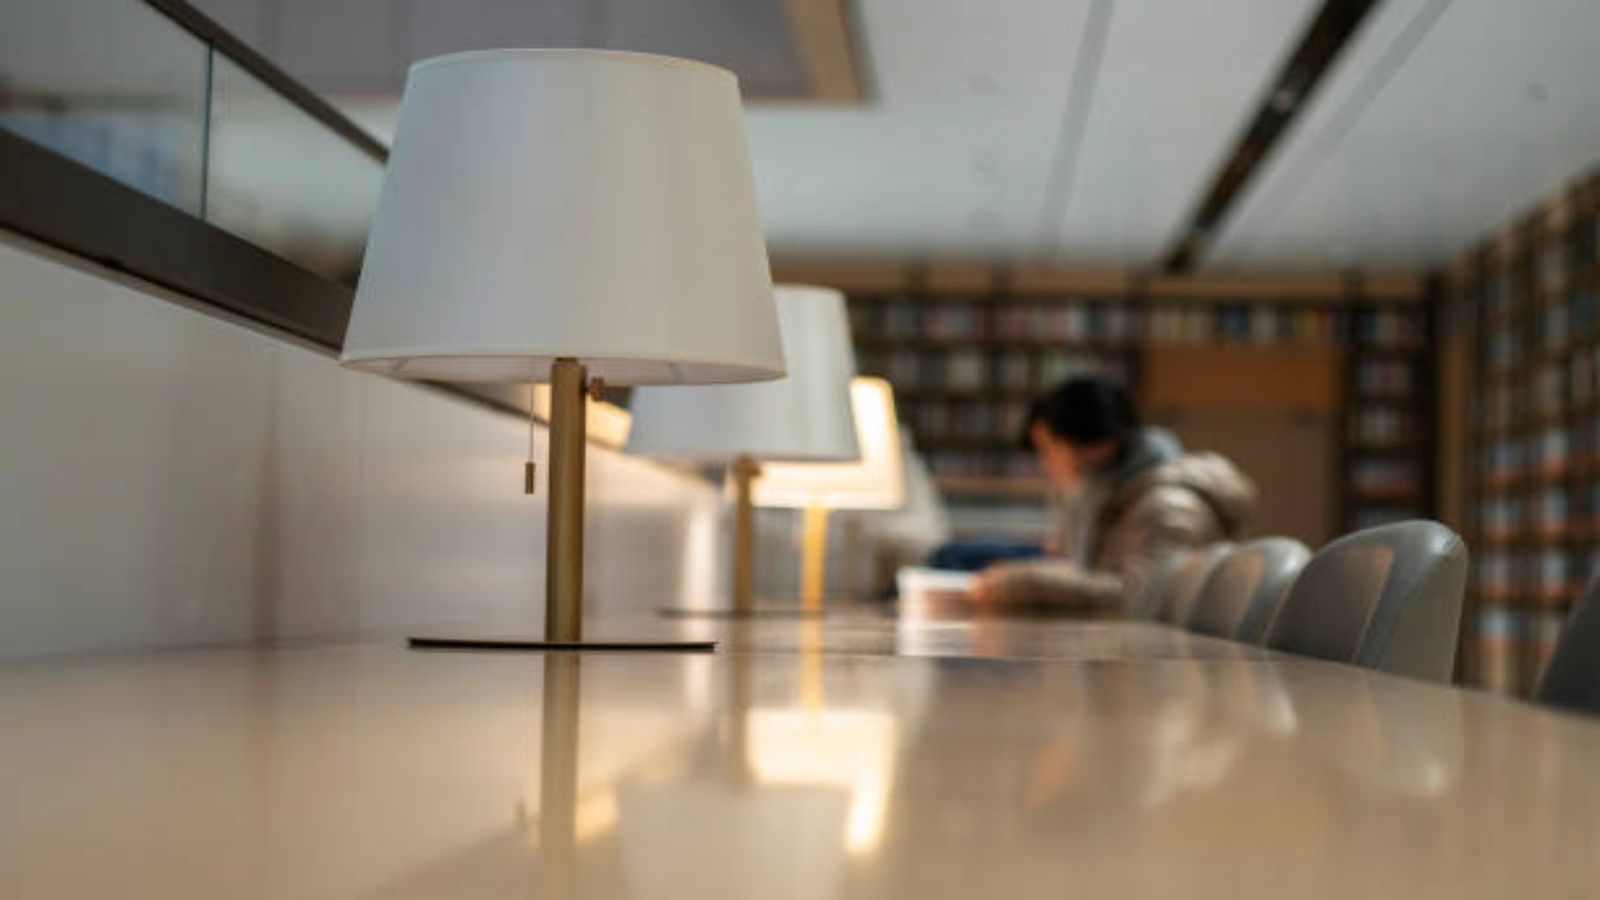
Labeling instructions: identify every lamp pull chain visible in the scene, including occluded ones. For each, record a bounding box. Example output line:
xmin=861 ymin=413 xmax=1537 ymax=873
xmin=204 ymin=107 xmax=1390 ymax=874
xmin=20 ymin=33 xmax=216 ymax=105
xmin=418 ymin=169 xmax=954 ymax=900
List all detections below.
xmin=525 ymin=382 xmax=539 ymax=495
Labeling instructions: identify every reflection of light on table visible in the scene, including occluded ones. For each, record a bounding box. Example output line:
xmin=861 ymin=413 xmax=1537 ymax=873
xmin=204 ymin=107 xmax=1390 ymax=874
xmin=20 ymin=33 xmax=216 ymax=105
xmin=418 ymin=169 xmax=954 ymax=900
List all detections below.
xmin=747 ymin=709 xmax=897 ymax=855
xmin=518 ymin=787 xmax=618 ymax=849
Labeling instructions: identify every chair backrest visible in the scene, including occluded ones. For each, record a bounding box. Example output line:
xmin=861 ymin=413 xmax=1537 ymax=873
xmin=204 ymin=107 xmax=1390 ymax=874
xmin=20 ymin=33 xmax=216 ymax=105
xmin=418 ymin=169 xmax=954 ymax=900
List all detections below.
xmin=1536 ymin=581 xmax=1600 ymax=714
xmin=1157 ymin=544 xmax=1233 ymax=625
xmin=1126 ymin=550 xmax=1192 ymax=620
xmin=1188 ymin=537 xmax=1311 ymax=642
xmin=1265 ymin=520 xmax=1468 ymax=682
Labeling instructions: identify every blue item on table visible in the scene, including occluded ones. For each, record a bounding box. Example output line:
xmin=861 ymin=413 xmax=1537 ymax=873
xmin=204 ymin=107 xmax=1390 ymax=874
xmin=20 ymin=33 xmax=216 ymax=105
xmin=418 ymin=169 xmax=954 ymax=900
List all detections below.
xmin=928 ymin=541 xmax=1043 ymax=572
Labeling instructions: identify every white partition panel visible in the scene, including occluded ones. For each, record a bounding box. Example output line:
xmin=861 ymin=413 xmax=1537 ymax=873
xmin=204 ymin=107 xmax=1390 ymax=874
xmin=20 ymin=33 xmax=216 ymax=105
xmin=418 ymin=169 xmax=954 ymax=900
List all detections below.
xmin=0 ymin=231 xmax=722 ymax=658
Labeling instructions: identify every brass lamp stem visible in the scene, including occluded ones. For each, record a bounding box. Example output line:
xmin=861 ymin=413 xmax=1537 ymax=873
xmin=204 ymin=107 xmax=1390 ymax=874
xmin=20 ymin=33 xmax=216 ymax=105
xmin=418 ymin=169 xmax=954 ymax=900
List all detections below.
xmin=800 ymin=504 xmax=831 ymax=615
xmin=545 ymin=358 xmax=588 ymax=643
xmin=731 ymin=455 xmax=761 ymax=616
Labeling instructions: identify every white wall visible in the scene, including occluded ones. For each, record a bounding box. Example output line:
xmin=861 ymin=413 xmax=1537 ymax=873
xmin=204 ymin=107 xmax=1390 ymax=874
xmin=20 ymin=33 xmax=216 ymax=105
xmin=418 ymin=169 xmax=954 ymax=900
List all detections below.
xmin=0 ymin=231 xmax=725 ymax=659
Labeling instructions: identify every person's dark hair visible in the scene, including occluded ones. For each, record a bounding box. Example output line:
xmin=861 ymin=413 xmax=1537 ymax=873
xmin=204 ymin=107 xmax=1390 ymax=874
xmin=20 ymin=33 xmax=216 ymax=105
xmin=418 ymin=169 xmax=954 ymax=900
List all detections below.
xmin=1020 ymin=375 xmax=1141 ymax=453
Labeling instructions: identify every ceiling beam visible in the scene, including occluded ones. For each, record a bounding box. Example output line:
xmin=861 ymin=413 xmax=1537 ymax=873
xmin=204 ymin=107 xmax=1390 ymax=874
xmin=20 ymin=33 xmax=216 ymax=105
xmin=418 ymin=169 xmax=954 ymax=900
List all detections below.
xmin=1161 ymin=0 xmax=1382 ymax=273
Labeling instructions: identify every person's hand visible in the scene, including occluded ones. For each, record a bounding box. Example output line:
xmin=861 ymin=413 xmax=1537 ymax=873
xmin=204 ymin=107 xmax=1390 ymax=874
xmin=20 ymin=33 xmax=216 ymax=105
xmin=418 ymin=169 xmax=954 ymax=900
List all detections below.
xmin=968 ymin=566 xmax=1007 ymax=608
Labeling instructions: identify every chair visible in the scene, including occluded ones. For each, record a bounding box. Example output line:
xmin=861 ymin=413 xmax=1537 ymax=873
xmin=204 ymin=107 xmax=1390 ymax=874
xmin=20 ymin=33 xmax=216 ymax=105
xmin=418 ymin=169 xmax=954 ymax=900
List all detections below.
xmin=1188 ymin=537 xmax=1311 ymax=643
xmin=1265 ymin=520 xmax=1467 ymax=682
xmin=1126 ymin=550 xmax=1191 ymax=620
xmin=1535 ymin=581 xmax=1600 ymax=714
xmin=1157 ymin=544 xmax=1233 ymax=625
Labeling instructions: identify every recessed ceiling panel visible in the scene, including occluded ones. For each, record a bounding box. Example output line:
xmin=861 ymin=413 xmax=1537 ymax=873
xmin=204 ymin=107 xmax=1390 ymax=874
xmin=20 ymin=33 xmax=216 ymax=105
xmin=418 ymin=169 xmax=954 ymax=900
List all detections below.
xmin=1210 ymin=0 xmax=1600 ymax=270
xmin=745 ymin=0 xmax=1098 ymax=260
xmin=189 ymin=0 xmax=815 ymax=99
xmin=1043 ymin=0 xmax=1319 ymax=265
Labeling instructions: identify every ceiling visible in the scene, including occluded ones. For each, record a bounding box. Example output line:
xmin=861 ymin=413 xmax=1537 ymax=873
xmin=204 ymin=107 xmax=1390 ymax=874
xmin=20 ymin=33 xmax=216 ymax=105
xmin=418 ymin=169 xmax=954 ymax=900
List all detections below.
xmin=190 ymin=0 xmax=1600 ymax=272
xmin=1210 ymin=0 xmax=1600 ymax=270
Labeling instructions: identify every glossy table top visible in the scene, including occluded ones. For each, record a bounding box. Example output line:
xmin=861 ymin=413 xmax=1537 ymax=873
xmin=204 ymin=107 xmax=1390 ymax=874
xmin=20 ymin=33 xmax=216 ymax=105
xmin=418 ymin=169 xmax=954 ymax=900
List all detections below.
xmin=1 ymin=614 xmax=1597 ymax=898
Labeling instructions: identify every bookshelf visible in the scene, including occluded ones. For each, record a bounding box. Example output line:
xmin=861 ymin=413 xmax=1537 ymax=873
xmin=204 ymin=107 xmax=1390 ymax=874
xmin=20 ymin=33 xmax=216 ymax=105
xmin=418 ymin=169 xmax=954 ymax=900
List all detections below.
xmin=1456 ymin=169 xmax=1600 ymax=695
xmin=836 ymin=268 xmax=1433 ymax=545
xmin=1343 ymin=304 xmax=1435 ymax=532
xmin=850 ymin=288 xmax=1138 ymax=496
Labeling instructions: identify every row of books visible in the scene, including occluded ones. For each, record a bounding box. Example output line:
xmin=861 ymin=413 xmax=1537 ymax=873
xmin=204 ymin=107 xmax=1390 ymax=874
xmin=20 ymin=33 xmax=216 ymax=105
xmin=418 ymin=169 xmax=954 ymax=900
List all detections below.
xmin=1144 ymin=307 xmax=1346 ymax=345
xmin=1478 ymin=416 xmax=1600 ymax=483
xmin=1480 ymin=431 xmax=1565 ymax=485
xmin=858 ymin=350 xmax=1134 ymax=392
xmin=1532 ymin=364 xmax=1565 ymax=418
xmin=924 ymin=450 xmax=1037 ymax=479
xmin=907 ymin=399 xmax=1028 ymax=443
xmin=1476 ymin=547 xmax=1596 ymax=601
xmin=852 ymin=299 xmax=1140 ymax=343
xmin=1350 ymin=506 xmax=1424 ymax=531
xmin=1479 ymin=383 xmax=1516 ymax=432
xmin=1353 ymin=359 xmax=1421 ymax=396
xmin=1533 ymin=227 xmax=1600 ymax=292
xmin=1348 ymin=458 xmax=1422 ymax=494
xmin=1482 ymin=237 xmax=1598 ymax=315
xmin=1484 ymin=288 xmax=1597 ymax=344
xmin=1480 ymin=482 xmax=1600 ymax=537
xmin=1349 ymin=406 xmax=1424 ymax=447
xmin=1349 ymin=309 xmax=1427 ymax=347
xmin=850 ymin=300 xmax=1423 ymax=347
xmin=1568 ymin=345 xmax=1600 ymax=407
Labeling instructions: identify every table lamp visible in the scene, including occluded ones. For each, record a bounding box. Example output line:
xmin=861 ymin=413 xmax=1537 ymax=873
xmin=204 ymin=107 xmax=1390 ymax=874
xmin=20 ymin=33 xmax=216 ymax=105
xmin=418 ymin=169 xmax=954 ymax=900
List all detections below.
xmin=753 ymin=377 xmax=905 ymax=613
xmin=626 ymin=285 xmax=860 ymax=617
xmin=340 ymin=49 xmax=786 ymax=652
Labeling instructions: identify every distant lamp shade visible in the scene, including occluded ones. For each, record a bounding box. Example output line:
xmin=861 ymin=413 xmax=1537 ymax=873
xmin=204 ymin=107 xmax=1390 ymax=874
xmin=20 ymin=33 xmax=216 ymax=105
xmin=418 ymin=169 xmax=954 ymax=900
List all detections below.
xmin=752 ymin=378 xmax=904 ymax=612
xmin=628 ymin=285 xmax=858 ymax=616
xmin=626 ymin=286 xmax=859 ymax=464
xmin=339 ymin=49 xmax=785 ymax=650
xmin=754 ymin=378 xmax=904 ymax=511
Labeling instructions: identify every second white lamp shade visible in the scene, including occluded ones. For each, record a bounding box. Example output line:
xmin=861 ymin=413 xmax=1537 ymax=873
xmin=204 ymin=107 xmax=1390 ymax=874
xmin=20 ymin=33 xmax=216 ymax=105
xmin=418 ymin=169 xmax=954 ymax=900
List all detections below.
xmin=753 ymin=378 xmax=905 ymax=511
xmin=339 ymin=49 xmax=785 ymax=386
xmin=626 ymin=286 xmax=860 ymax=463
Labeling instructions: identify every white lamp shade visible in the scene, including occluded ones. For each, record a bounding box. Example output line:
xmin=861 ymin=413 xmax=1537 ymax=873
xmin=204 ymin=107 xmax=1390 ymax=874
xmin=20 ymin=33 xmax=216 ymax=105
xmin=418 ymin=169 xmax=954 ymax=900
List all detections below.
xmin=624 ymin=286 xmax=860 ymax=463
xmin=753 ymin=377 xmax=905 ymax=510
xmin=340 ymin=50 xmax=785 ymax=386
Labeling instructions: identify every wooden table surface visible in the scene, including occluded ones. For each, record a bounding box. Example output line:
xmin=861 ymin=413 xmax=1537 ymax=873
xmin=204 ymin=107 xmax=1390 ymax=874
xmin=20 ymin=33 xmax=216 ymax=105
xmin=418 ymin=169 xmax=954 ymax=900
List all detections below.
xmin=0 ymin=612 xmax=1596 ymax=898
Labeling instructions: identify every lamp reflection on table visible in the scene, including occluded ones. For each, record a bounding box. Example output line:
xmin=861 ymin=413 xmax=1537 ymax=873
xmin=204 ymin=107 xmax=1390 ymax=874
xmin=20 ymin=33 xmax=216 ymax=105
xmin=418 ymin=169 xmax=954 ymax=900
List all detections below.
xmin=615 ymin=634 xmax=899 ymax=900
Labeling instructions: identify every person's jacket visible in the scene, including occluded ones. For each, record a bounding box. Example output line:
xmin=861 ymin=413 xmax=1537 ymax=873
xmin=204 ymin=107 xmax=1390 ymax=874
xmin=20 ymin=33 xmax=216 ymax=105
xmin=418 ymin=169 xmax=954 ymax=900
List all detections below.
xmin=988 ymin=429 xmax=1256 ymax=613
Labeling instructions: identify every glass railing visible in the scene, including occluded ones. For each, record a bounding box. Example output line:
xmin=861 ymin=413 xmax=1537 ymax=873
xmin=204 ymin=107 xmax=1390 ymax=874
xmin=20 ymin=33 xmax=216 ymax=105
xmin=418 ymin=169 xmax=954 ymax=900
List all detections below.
xmin=0 ymin=0 xmax=385 ymax=285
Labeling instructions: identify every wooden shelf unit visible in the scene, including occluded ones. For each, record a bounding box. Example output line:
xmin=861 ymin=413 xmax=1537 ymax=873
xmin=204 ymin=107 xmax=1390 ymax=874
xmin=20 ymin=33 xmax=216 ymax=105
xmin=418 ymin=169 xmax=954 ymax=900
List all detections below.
xmin=1457 ymin=169 xmax=1600 ymax=696
xmin=833 ymin=270 xmax=1433 ymax=543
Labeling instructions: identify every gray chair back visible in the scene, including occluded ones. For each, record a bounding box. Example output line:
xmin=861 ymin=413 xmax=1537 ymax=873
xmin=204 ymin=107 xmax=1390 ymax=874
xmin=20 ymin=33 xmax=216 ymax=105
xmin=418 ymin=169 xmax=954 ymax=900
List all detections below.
xmin=1126 ymin=550 xmax=1191 ymax=620
xmin=1157 ymin=544 xmax=1233 ymax=625
xmin=1536 ymin=582 xmax=1600 ymax=714
xmin=1265 ymin=520 xmax=1467 ymax=682
xmin=1188 ymin=537 xmax=1311 ymax=642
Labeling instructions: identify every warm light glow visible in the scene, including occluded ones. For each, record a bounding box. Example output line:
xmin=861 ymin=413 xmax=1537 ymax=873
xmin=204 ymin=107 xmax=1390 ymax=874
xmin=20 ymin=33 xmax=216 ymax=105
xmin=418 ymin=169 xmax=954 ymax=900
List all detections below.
xmin=532 ymin=386 xmax=633 ymax=448
xmin=753 ymin=377 xmax=905 ymax=510
xmin=746 ymin=709 xmax=897 ymax=855
xmin=574 ymin=790 xmax=620 ymax=844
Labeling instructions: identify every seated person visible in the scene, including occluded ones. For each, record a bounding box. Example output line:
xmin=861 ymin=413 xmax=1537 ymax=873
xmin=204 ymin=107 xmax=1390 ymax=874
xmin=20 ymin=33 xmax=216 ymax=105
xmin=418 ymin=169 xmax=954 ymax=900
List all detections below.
xmin=971 ymin=375 xmax=1255 ymax=614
